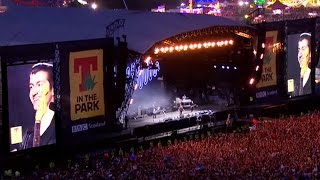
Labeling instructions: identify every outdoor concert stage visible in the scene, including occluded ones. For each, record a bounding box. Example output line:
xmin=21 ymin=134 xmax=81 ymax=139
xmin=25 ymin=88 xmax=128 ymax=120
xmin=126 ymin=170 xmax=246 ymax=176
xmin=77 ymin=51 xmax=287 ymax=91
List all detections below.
xmin=128 ymin=104 xmax=227 ymax=129
xmin=128 ymin=92 xmax=320 ymax=139
xmin=0 ymin=2 xmax=264 ymax=159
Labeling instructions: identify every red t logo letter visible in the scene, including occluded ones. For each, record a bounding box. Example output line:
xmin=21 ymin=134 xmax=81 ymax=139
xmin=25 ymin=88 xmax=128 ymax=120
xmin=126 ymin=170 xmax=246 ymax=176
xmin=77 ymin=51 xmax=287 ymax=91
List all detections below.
xmin=74 ymin=56 xmax=98 ymax=92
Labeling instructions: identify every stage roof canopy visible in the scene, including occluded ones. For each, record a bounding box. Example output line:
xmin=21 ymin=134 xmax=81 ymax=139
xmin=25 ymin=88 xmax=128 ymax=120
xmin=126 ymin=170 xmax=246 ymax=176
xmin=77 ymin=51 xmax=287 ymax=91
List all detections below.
xmin=0 ymin=3 xmax=251 ymax=54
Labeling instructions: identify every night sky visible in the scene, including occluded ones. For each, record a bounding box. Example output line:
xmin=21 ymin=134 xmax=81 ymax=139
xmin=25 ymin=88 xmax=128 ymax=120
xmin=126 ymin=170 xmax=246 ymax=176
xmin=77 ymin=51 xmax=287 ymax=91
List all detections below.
xmin=10 ymin=0 xmax=238 ymax=11
xmin=99 ymin=0 xmax=238 ymax=10
xmin=100 ymin=0 xmax=182 ymax=10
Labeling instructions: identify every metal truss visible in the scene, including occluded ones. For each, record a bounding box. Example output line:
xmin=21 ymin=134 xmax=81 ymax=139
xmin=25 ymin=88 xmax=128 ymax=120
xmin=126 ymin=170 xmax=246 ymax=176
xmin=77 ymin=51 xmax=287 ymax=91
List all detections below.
xmin=116 ymin=57 xmax=140 ymax=125
xmin=53 ymin=44 xmax=61 ymax=113
xmin=106 ymin=19 xmax=126 ymax=38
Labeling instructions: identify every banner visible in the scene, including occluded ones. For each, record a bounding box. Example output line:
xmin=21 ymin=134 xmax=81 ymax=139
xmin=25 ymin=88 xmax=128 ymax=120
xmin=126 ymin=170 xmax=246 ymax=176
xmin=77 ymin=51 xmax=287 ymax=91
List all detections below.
xmin=69 ymin=49 xmax=105 ymax=120
xmin=257 ymin=31 xmax=278 ymax=88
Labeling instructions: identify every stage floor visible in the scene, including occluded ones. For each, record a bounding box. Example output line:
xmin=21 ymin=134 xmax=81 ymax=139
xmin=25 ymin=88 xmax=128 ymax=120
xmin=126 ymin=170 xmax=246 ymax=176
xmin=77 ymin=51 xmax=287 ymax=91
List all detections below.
xmin=127 ymin=104 xmax=229 ymax=129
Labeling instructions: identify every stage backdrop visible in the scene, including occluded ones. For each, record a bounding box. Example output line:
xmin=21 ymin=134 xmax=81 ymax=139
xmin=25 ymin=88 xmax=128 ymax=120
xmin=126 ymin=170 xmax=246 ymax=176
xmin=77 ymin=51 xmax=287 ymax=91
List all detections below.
xmin=69 ymin=49 xmax=105 ymax=121
xmin=256 ymin=31 xmax=279 ymax=101
xmin=58 ymin=38 xmax=114 ymax=147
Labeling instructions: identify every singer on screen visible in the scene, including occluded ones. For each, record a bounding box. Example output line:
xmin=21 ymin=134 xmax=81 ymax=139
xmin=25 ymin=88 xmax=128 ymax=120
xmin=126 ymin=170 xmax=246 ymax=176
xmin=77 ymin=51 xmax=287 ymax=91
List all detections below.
xmin=296 ymin=33 xmax=312 ymax=96
xmin=20 ymin=63 xmax=56 ymax=149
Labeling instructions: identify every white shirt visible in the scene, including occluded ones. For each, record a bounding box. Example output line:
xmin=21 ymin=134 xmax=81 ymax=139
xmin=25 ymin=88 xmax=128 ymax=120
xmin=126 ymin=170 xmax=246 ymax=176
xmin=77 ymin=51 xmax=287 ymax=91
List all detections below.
xmin=40 ymin=108 xmax=55 ymax=136
xmin=302 ymin=68 xmax=311 ymax=87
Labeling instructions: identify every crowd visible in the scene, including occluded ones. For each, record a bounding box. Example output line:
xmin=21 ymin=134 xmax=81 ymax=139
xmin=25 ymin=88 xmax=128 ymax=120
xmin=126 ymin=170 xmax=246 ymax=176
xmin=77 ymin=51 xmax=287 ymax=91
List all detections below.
xmin=3 ymin=111 xmax=320 ymax=179
xmin=249 ymin=7 xmax=320 ymax=24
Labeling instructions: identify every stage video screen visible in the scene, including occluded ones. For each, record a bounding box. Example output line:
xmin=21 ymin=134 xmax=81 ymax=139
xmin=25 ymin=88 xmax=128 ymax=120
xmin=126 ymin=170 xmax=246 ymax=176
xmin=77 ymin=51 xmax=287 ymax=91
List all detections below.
xmin=287 ymin=33 xmax=312 ymax=97
xmin=316 ymin=42 xmax=320 ymax=93
xmin=8 ymin=62 xmax=56 ymax=152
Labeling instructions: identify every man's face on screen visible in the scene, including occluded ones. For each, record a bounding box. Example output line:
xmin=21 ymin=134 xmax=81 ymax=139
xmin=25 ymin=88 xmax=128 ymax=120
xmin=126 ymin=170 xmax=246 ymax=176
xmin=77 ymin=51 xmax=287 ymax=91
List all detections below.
xmin=298 ymin=39 xmax=311 ymax=70
xmin=29 ymin=70 xmax=54 ymax=111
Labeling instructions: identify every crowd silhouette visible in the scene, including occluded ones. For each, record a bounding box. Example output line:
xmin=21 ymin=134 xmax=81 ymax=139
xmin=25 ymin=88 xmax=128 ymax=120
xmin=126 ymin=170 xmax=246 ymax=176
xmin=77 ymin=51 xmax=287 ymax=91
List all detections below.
xmin=3 ymin=111 xmax=320 ymax=179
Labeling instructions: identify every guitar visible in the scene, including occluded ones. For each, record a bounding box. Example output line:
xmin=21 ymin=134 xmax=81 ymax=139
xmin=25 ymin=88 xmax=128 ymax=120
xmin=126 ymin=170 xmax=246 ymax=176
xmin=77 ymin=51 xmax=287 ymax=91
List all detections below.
xmin=33 ymin=84 xmax=49 ymax=147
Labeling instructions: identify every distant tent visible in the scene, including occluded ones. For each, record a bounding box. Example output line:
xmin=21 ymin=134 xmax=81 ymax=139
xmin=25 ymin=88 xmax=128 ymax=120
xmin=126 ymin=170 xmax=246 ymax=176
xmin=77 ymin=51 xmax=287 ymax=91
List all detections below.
xmin=303 ymin=1 xmax=318 ymax=8
xmin=267 ymin=0 xmax=288 ymax=10
xmin=221 ymin=0 xmax=229 ymax=7
xmin=196 ymin=0 xmax=218 ymax=4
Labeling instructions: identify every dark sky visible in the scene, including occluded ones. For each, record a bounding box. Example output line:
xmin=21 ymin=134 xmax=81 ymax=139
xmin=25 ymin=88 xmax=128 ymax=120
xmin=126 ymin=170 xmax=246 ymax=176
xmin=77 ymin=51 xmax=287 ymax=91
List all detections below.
xmin=100 ymin=0 xmax=238 ymax=11
xmin=10 ymin=0 xmax=183 ymax=10
xmin=101 ymin=0 xmax=183 ymax=10
xmin=105 ymin=0 xmax=240 ymax=10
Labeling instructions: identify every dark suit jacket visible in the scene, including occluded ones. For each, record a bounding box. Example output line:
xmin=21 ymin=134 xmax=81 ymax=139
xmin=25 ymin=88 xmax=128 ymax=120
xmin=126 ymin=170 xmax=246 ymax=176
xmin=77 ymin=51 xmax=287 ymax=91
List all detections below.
xmin=294 ymin=75 xmax=311 ymax=96
xmin=20 ymin=118 xmax=56 ymax=150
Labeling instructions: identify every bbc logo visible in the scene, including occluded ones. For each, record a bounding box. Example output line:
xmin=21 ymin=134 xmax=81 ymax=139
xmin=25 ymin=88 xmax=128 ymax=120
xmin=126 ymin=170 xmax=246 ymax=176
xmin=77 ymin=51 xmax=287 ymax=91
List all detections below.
xmin=71 ymin=123 xmax=89 ymax=133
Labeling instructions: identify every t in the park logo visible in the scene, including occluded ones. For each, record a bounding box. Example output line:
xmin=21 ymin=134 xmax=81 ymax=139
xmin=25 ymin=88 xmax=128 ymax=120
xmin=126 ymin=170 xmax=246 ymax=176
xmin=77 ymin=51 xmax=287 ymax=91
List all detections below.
xmin=69 ymin=49 xmax=105 ymax=120
xmin=257 ymin=31 xmax=277 ymax=88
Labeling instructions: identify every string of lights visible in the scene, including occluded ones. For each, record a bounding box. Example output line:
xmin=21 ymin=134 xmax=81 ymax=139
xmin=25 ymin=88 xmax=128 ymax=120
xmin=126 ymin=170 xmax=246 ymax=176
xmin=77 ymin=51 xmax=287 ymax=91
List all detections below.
xmin=154 ymin=39 xmax=234 ymax=55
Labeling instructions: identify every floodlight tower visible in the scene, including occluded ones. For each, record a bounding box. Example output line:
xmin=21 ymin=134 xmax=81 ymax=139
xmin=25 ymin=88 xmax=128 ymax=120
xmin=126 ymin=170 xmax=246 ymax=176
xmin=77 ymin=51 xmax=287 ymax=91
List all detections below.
xmin=123 ymin=0 xmax=128 ymax=9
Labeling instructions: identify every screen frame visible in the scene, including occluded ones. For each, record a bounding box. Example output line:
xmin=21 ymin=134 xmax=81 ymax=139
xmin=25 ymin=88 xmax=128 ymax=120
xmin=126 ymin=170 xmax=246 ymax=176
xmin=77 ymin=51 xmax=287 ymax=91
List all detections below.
xmin=0 ymin=38 xmax=114 ymax=158
xmin=0 ymin=43 xmax=57 ymax=154
xmin=286 ymin=32 xmax=313 ymax=98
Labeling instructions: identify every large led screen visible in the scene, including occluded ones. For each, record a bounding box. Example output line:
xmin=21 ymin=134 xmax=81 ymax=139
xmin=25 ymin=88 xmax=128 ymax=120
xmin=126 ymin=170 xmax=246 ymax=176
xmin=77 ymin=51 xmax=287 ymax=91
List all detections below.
xmin=8 ymin=62 xmax=56 ymax=152
xmin=287 ymin=33 xmax=312 ymax=97
xmin=315 ymin=42 xmax=320 ymax=93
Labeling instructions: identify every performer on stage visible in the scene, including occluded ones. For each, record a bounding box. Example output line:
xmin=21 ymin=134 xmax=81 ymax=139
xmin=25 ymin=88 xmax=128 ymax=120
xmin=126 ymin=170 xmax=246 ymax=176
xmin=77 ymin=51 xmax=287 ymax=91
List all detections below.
xmin=178 ymin=104 xmax=184 ymax=117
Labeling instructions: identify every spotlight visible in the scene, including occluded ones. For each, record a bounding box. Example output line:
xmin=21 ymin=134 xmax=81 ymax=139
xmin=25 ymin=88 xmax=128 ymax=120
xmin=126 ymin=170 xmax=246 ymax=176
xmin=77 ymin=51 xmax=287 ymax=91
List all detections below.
xmin=91 ymin=2 xmax=98 ymax=10
xmin=249 ymin=78 xmax=255 ymax=85
xmin=77 ymin=0 xmax=88 ymax=5
xmin=144 ymin=56 xmax=151 ymax=64
xmin=153 ymin=39 xmax=234 ymax=54
xmin=154 ymin=48 xmax=159 ymax=54
xmin=260 ymin=54 xmax=264 ymax=59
